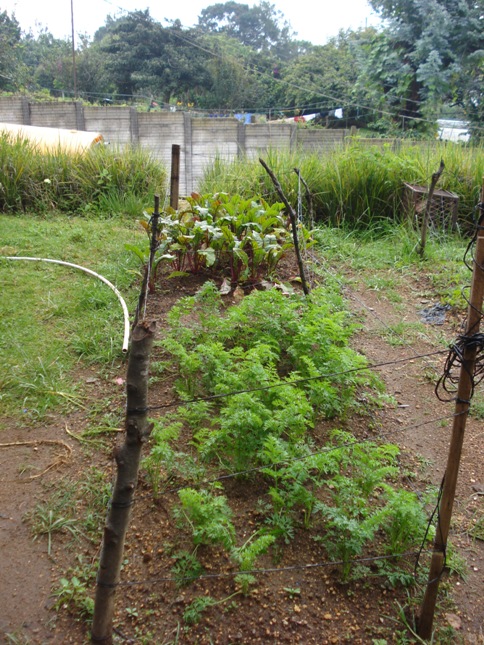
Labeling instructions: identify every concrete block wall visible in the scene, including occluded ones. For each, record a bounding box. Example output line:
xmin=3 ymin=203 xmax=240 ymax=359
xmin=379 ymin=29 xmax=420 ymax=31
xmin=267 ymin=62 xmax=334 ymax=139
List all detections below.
xmin=29 ymin=102 xmax=83 ymax=130
xmin=0 ymin=97 xmax=357 ymax=195
xmin=84 ymin=106 xmax=136 ymax=146
xmin=297 ymin=128 xmax=346 ymax=152
xmin=191 ymin=117 xmax=241 ymax=190
xmin=0 ymin=97 xmax=28 ymax=124
xmin=245 ymin=123 xmax=294 ymax=159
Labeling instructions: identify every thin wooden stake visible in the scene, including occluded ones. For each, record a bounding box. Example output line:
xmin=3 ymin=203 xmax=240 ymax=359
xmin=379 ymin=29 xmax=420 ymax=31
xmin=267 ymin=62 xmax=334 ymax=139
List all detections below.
xmin=294 ymin=167 xmax=314 ymax=227
xmin=91 ymin=320 xmax=156 ymax=644
xmin=133 ymin=195 xmax=160 ymax=326
xmin=170 ymin=144 xmax=181 ymax=209
xmin=419 ymin=159 xmax=445 ymax=257
xmin=259 ymin=158 xmax=310 ymax=295
xmin=418 ymin=178 xmax=484 ymax=639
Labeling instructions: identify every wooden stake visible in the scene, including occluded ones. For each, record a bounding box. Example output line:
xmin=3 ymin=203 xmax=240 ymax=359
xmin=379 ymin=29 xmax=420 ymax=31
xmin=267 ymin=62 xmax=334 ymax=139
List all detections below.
xmin=170 ymin=144 xmax=181 ymax=210
xmin=133 ymin=195 xmax=160 ymax=327
xmin=418 ymin=178 xmax=484 ymax=639
xmin=259 ymin=158 xmax=310 ymax=295
xmin=91 ymin=320 xmax=156 ymax=644
xmin=419 ymin=159 xmax=445 ymax=257
xmin=294 ymin=167 xmax=314 ymax=227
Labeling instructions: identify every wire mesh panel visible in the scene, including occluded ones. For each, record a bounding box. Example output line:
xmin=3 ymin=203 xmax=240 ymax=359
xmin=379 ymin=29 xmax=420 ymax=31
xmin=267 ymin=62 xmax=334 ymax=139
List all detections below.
xmin=403 ymin=182 xmax=459 ymax=231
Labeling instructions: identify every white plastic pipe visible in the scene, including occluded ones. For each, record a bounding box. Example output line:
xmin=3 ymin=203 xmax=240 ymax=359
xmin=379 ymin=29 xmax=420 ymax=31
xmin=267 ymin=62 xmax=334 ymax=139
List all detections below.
xmin=3 ymin=256 xmax=130 ymax=352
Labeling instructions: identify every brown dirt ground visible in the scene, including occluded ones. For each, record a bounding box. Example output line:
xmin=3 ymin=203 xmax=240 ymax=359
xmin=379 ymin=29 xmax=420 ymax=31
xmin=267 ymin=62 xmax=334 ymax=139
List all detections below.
xmin=1 ymin=253 xmax=483 ymax=645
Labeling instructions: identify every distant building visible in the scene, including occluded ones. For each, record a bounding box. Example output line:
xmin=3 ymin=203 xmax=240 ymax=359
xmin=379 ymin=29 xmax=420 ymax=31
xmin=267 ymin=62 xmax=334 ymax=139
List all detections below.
xmin=437 ymin=119 xmax=470 ymax=143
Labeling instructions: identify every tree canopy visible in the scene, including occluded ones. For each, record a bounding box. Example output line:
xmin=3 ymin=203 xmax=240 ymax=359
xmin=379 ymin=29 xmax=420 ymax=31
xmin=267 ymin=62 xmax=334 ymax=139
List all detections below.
xmin=0 ymin=0 xmax=481 ymax=139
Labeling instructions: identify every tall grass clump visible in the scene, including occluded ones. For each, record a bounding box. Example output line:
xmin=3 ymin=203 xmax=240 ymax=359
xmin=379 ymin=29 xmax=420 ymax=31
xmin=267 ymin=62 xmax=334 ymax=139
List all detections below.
xmin=0 ymin=133 xmax=167 ymax=216
xmin=199 ymin=140 xmax=484 ymax=231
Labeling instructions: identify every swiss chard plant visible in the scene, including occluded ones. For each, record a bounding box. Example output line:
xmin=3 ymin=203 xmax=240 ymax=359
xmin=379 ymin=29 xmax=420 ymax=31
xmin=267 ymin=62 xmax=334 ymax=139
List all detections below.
xmin=128 ymin=192 xmax=310 ymax=288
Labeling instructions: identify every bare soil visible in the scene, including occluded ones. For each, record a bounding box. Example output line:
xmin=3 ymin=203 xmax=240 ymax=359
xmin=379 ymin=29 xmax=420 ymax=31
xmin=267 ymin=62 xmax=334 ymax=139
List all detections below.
xmin=1 ymin=254 xmax=483 ymax=645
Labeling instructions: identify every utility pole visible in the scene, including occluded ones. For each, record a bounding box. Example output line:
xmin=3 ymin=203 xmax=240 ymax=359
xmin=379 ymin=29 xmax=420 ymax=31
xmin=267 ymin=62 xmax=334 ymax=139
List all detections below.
xmin=71 ymin=0 xmax=78 ymax=98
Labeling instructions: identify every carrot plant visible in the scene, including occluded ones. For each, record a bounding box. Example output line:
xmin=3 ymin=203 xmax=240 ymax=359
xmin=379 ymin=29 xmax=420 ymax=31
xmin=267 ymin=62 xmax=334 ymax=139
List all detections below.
xmin=142 ymin=280 xmax=430 ymax=588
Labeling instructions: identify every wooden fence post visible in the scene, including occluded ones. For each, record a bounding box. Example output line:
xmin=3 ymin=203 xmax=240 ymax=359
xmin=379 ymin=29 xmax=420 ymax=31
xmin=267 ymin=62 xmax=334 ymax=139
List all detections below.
xmin=170 ymin=144 xmax=181 ymax=209
xmin=91 ymin=320 xmax=156 ymax=644
xmin=418 ymin=178 xmax=484 ymax=638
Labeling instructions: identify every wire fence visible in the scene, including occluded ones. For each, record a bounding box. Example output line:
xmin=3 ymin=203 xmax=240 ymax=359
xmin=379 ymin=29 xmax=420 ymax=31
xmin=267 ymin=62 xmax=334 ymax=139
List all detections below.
xmin=86 ymin=201 xmax=481 ymax=609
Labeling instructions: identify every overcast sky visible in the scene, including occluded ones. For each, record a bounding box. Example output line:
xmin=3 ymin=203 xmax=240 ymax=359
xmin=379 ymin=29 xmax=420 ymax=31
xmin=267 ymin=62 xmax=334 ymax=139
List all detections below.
xmin=2 ymin=0 xmax=381 ymax=46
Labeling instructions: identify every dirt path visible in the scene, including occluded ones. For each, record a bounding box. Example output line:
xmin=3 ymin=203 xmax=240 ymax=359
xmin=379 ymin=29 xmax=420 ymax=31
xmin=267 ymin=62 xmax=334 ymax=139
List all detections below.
xmin=346 ymin=277 xmax=484 ymax=642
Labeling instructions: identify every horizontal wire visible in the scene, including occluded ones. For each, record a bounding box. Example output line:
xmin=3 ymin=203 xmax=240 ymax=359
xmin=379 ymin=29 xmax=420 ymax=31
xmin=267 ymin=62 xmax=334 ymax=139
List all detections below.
xmin=128 ymin=410 xmax=465 ymax=508
xmin=142 ymin=349 xmax=447 ymax=413
xmin=112 ymin=549 xmax=428 ymax=588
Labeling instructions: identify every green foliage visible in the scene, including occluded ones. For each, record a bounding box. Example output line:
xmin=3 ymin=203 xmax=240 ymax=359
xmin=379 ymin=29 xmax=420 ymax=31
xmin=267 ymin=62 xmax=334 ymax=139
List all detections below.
xmin=141 ymin=416 xmax=206 ymax=497
xmin=314 ymin=431 xmax=401 ymax=581
xmin=367 ymin=0 xmax=484 ymax=134
xmin=135 ymin=192 xmax=300 ymax=287
xmin=0 ymin=135 xmax=166 ymax=215
xmin=28 ymin=505 xmax=80 ymax=556
xmin=381 ymin=487 xmax=430 ymax=555
xmin=152 ymin=278 xmax=430 ymax=590
xmin=468 ymin=511 xmax=484 ymax=541
xmin=199 ymin=146 xmax=484 ymax=231
xmin=231 ymin=532 xmax=276 ymax=594
xmin=171 ymin=550 xmax=205 ymax=587
xmin=174 ymin=487 xmax=236 ymax=550
xmin=0 ymin=11 xmax=22 ymax=92
xmin=198 ymin=1 xmax=295 ymax=55
xmin=231 ymin=533 xmax=276 ymax=571
xmin=158 ymin=284 xmax=373 ymax=471
xmin=53 ymin=569 xmax=95 ymax=619
xmin=182 ymin=596 xmax=217 ymax=625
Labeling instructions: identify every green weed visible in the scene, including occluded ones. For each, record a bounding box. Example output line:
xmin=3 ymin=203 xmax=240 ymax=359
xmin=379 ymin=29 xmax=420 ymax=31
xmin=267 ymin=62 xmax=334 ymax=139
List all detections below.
xmin=0 ymin=134 xmax=166 ymax=215
xmin=171 ymin=550 xmax=205 ymax=587
xmin=53 ymin=575 xmax=94 ymax=619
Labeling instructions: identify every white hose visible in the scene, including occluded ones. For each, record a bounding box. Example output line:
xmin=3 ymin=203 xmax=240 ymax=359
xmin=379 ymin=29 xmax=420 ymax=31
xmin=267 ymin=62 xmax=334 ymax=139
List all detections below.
xmin=3 ymin=256 xmax=130 ymax=352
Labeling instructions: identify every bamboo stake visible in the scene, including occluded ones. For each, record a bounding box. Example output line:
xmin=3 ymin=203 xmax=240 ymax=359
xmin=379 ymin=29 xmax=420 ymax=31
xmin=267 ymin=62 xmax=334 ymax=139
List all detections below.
xmin=419 ymin=159 xmax=445 ymax=257
xmin=418 ymin=178 xmax=484 ymax=639
xmin=91 ymin=320 xmax=156 ymax=644
xmin=259 ymin=158 xmax=310 ymax=295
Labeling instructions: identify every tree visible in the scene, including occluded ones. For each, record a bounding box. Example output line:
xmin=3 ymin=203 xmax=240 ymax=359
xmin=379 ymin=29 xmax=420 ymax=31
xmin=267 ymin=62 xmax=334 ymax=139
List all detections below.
xmin=198 ymin=1 xmax=296 ymax=59
xmin=280 ymin=31 xmax=366 ymax=117
xmin=21 ymin=30 xmax=73 ymax=95
xmin=97 ymin=12 xmax=211 ymax=103
xmin=0 ymin=11 xmax=22 ymax=91
xmin=193 ymin=33 xmax=277 ymax=110
xmin=367 ymin=0 xmax=484 ymax=134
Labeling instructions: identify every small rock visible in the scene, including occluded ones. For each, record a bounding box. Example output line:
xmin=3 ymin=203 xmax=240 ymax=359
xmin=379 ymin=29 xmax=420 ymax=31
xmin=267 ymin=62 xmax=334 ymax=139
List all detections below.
xmin=445 ymin=613 xmax=462 ymax=630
